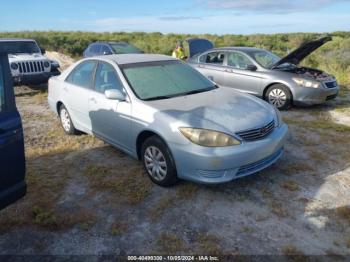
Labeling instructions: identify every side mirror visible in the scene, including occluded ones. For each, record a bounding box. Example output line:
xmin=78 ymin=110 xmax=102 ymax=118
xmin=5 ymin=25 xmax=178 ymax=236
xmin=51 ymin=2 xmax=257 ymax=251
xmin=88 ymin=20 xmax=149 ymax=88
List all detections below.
xmin=247 ymin=64 xmax=257 ymax=71
xmin=40 ymin=48 xmax=46 ymax=54
xmin=104 ymin=89 xmax=125 ymax=101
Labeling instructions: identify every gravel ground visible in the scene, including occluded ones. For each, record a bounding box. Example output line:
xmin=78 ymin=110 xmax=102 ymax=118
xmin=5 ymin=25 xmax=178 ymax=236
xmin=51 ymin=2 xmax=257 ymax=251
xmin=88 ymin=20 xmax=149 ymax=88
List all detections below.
xmin=0 ymin=58 xmax=349 ymax=257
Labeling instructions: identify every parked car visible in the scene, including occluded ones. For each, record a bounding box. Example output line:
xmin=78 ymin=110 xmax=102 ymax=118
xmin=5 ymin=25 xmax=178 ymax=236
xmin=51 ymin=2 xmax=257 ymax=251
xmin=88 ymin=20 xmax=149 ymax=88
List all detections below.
xmin=48 ymin=54 xmax=288 ymax=186
xmin=1 ymin=38 xmax=60 ymax=86
xmin=187 ymin=37 xmax=339 ymax=110
xmin=0 ymin=47 xmax=26 ymax=210
xmin=83 ymin=41 xmax=144 ymax=57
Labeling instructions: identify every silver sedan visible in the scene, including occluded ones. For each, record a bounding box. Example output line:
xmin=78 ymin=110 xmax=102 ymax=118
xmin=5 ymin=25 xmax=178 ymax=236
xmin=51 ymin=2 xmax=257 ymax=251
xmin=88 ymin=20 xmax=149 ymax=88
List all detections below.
xmin=187 ymin=37 xmax=339 ymax=110
xmin=48 ymin=54 xmax=288 ymax=186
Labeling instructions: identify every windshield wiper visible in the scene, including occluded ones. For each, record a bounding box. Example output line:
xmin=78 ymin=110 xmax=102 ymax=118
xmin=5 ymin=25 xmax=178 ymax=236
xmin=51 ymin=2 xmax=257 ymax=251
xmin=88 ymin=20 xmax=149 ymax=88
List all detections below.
xmin=144 ymin=95 xmax=174 ymax=101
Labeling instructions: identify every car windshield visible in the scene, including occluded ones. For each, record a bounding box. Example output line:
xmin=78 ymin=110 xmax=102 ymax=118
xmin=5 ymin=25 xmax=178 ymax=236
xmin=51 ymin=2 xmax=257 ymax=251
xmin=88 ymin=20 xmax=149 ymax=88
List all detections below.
xmin=110 ymin=43 xmax=143 ymax=54
xmin=6 ymin=41 xmax=41 ymax=54
xmin=122 ymin=61 xmax=217 ymax=100
xmin=247 ymin=50 xmax=281 ymax=69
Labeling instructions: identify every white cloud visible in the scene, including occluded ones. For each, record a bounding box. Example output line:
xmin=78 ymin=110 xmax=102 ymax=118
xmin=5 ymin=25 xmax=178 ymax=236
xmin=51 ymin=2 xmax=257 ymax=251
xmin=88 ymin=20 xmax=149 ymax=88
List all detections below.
xmin=202 ymin=0 xmax=348 ymax=14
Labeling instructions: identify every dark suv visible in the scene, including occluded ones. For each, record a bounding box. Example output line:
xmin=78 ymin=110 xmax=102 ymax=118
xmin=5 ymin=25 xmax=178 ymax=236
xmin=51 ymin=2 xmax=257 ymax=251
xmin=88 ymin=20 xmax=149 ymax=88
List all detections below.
xmin=83 ymin=41 xmax=143 ymax=58
xmin=0 ymin=47 xmax=26 ymax=210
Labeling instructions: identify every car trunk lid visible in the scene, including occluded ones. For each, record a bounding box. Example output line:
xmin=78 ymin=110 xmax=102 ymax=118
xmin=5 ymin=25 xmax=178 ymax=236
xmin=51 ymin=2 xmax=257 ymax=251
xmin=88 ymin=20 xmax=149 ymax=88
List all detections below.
xmin=186 ymin=38 xmax=214 ymax=58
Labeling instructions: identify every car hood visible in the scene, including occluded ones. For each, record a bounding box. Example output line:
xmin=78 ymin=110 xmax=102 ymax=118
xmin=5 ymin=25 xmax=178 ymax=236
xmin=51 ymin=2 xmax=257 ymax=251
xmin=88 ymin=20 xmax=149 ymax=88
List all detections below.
xmin=147 ymin=87 xmax=275 ymax=134
xmin=186 ymin=38 xmax=214 ymax=58
xmin=271 ymin=36 xmax=332 ymax=69
xmin=8 ymin=53 xmax=48 ymax=62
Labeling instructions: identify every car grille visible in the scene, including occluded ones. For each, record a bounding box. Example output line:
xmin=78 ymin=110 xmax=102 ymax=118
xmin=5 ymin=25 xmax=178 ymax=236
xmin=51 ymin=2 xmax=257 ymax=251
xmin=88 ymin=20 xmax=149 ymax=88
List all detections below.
xmin=236 ymin=120 xmax=275 ymax=141
xmin=325 ymin=81 xmax=337 ymax=89
xmin=18 ymin=61 xmax=45 ymax=74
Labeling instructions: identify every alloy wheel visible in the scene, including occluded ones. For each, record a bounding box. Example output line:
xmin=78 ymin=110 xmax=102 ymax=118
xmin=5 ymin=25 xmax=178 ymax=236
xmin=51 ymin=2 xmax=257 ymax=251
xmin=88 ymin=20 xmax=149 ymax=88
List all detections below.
xmin=268 ymin=88 xmax=287 ymax=108
xmin=60 ymin=108 xmax=71 ymax=132
xmin=144 ymin=146 xmax=167 ymax=181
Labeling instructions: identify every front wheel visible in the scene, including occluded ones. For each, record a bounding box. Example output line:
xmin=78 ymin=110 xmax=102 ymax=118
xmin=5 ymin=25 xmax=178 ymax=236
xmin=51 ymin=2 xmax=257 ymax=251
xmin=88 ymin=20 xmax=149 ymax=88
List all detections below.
xmin=265 ymin=84 xmax=292 ymax=110
xmin=141 ymin=136 xmax=178 ymax=187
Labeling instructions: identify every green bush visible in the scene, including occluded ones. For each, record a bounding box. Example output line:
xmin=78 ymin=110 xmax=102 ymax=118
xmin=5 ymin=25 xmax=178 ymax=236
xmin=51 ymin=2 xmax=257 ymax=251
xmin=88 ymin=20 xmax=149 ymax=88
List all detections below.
xmin=1 ymin=31 xmax=349 ymax=85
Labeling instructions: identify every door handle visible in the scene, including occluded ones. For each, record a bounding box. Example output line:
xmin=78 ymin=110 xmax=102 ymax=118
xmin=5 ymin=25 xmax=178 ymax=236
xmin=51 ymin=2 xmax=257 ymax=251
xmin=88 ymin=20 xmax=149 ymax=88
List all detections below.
xmin=90 ymin=97 xmax=96 ymax=103
xmin=225 ymin=69 xmax=232 ymax=73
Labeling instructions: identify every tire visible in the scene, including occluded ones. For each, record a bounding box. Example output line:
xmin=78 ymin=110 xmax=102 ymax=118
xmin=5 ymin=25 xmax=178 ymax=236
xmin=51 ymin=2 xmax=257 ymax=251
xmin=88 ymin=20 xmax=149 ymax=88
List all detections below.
xmin=59 ymin=104 xmax=78 ymax=135
xmin=265 ymin=84 xmax=292 ymax=110
xmin=141 ymin=136 xmax=178 ymax=187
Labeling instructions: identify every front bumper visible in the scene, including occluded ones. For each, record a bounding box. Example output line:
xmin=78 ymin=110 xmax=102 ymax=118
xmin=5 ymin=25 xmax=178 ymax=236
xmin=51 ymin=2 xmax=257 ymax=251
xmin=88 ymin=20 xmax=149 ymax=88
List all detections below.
xmin=293 ymin=84 xmax=339 ymax=106
xmin=13 ymin=70 xmax=60 ymax=86
xmin=169 ymin=123 xmax=289 ymax=184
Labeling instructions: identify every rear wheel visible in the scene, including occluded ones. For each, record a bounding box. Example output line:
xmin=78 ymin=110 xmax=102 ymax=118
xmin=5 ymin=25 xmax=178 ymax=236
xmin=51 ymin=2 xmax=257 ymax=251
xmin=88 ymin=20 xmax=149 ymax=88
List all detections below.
xmin=265 ymin=84 xmax=292 ymax=110
xmin=59 ymin=104 xmax=78 ymax=135
xmin=141 ymin=136 xmax=178 ymax=187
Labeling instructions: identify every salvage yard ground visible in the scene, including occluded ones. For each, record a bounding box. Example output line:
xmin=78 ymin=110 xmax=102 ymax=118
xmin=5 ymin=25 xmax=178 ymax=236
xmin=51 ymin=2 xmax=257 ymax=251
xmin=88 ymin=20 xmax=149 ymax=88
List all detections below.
xmin=0 ymin=53 xmax=350 ymax=256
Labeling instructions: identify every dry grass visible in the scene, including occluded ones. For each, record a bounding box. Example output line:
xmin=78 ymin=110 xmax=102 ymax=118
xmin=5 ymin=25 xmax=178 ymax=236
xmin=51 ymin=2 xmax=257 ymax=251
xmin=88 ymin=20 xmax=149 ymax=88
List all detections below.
xmin=281 ymin=180 xmax=300 ymax=191
xmin=84 ymin=164 xmax=153 ymax=205
xmin=285 ymin=118 xmax=350 ymax=133
xmin=110 ymin=221 xmax=129 ymax=236
xmin=335 ymin=206 xmax=350 ymax=224
xmin=195 ymin=233 xmax=222 ymax=255
xmin=157 ymin=233 xmax=187 ymax=254
xmin=270 ymin=201 xmax=289 ymax=218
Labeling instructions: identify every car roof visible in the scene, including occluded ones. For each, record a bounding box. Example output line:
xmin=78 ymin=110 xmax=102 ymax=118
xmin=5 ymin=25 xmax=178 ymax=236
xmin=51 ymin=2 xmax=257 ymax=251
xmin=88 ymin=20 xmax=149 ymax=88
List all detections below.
xmin=211 ymin=47 xmax=266 ymax=53
xmin=92 ymin=54 xmax=176 ymax=65
xmin=0 ymin=38 xmax=36 ymax=42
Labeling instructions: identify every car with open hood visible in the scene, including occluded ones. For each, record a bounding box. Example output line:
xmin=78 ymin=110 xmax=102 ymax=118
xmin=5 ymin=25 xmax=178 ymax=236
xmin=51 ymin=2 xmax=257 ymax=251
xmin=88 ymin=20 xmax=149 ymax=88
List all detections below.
xmin=48 ymin=54 xmax=288 ymax=186
xmin=187 ymin=37 xmax=339 ymax=110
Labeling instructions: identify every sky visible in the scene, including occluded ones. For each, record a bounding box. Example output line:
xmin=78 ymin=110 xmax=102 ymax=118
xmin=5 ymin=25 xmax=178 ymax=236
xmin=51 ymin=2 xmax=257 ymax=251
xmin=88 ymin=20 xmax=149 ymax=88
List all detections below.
xmin=0 ymin=0 xmax=350 ymax=34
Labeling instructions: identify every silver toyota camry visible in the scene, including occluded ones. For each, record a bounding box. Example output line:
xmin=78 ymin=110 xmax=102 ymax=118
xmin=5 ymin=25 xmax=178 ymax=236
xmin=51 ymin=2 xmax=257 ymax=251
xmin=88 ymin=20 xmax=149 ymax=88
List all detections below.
xmin=48 ymin=54 xmax=288 ymax=186
xmin=187 ymin=37 xmax=339 ymax=110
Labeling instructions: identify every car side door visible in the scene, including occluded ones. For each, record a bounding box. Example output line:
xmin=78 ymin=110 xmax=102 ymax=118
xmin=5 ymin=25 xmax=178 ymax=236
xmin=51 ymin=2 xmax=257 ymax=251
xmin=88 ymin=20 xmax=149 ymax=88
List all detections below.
xmin=63 ymin=60 xmax=97 ymax=133
xmin=88 ymin=61 xmax=132 ymax=153
xmin=0 ymin=52 xmax=26 ymax=210
xmin=223 ymin=51 xmax=263 ymax=95
xmin=192 ymin=51 xmax=228 ymax=87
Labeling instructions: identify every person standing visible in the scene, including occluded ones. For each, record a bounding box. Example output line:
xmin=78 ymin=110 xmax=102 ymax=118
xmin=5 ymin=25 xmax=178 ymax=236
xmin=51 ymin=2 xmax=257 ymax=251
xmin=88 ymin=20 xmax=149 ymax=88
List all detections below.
xmin=172 ymin=42 xmax=186 ymax=60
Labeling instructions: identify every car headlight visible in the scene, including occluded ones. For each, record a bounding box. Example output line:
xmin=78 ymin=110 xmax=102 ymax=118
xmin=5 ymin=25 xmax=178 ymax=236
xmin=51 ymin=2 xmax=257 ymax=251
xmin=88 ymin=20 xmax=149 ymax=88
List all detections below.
xmin=10 ymin=63 xmax=18 ymax=70
xmin=179 ymin=128 xmax=241 ymax=147
xmin=50 ymin=60 xmax=60 ymax=68
xmin=292 ymin=77 xmax=320 ymax=88
xmin=43 ymin=61 xmax=50 ymax=68
xmin=273 ymin=106 xmax=282 ymax=127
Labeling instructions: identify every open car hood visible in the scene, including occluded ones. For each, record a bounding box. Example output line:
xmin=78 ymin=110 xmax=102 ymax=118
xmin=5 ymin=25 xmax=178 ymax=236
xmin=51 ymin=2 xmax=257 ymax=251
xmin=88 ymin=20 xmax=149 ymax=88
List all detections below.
xmin=186 ymin=38 xmax=214 ymax=58
xmin=271 ymin=36 xmax=332 ymax=69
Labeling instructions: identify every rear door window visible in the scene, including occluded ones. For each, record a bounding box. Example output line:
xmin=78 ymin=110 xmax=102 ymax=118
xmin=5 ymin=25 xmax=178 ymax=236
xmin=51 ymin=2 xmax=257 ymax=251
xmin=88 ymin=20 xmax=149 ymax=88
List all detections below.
xmin=199 ymin=52 xmax=226 ymax=65
xmin=66 ymin=60 xmax=97 ymax=89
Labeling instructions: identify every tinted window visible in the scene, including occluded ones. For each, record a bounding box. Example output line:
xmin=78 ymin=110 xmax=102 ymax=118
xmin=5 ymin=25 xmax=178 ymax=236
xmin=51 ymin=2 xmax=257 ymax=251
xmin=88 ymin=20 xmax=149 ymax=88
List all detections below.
xmin=90 ymin=44 xmax=101 ymax=54
xmin=122 ymin=61 xmax=216 ymax=100
xmin=0 ymin=63 xmax=4 ymax=112
xmin=94 ymin=62 xmax=123 ymax=93
xmin=66 ymin=61 xmax=97 ymax=88
xmin=4 ymin=41 xmax=40 ymax=54
xmin=227 ymin=52 xmax=254 ymax=69
xmin=199 ymin=52 xmax=226 ymax=65
xmin=110 ymin=42 xmax=143 ymax=54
